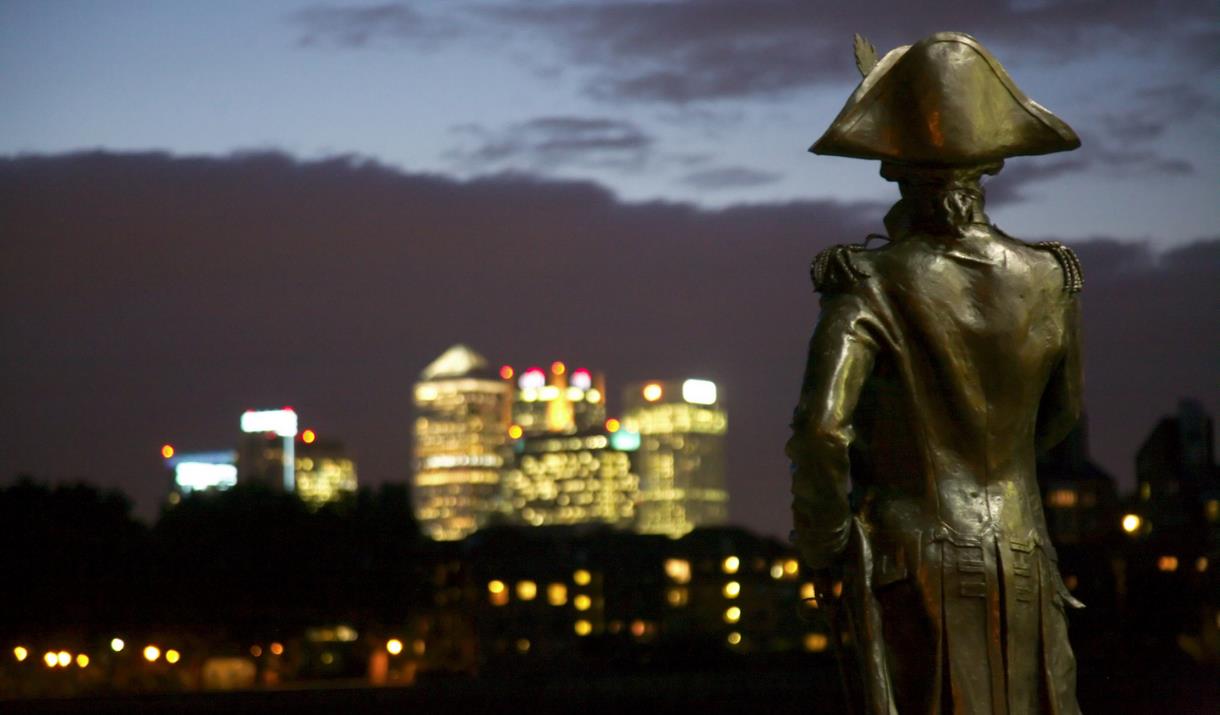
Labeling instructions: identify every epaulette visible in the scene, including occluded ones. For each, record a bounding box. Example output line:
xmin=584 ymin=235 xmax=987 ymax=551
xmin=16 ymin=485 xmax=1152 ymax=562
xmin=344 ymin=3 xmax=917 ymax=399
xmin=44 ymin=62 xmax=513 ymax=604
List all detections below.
xmin=810 ymin=244 xmax=869 ymax=293
xmin=1032 ymin=241 xmax=1084 ymax=294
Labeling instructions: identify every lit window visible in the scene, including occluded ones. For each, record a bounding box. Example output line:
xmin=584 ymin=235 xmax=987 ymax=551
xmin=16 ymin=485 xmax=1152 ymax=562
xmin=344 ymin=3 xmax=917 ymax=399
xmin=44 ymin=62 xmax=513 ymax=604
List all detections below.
xmin=165 ymin=649 xmax=180 ymax=664
xmin=1121 ymin=514 xmax=1142 ymax=534
xmin=270 ymin=643 xmax=284 ymax=656
xmin=642 ymin=383 xmax=663 ymax=402
xmin=573 ymin=569 xmax=592 ymax=586
xmin=110 ymin=637 xmax=125 ymax=653
xmin=630 ymin=620 xmax=647 ymax=637
xmin=75 ymin=653 xmax=89 ymax=668
xmin=516 ymin=581 xmax=537 ymax=601
xmin=804 ymin=633 xmax=829 ymax=652
xmin=161 ymin=444 xmax=175 ymax=459
xmin=723 ymin=606 xmax=741 ymax=624
xmin=800 ymin=582 xmax=816 ymax=601
xmin=723 ymin=581 xmax=741 ymax=599
xmin=784 ymin=559 xmax=800 ymax=577
xmin=770 ymin=563 xmax=784 ymax=579
xmin=547 ymin=583 xmax=568 ymax=606
xmin=722 ymin=556 xmax=740 ymax=574
xmin=1197 ymin=557 xmax=1209 ymax=573
xmin=43 ymin=652 xmax=57 ymax=667
xmin=508 ymin=425 xmax=523 ymax=439
xmin=499 ymin=365 xmax=514 ymax=380
xmin=664 ymin=559 xmax=691 ymax=584
xmin=574 ymin=594 xmax=592 ymax=611
xmin=515 ymin=638 xmax=531 ymax=654
xmin=574 ymin=620 xmax=592 ymax=636
xmin=12 ymin=646 xmax=28 ymax=662
xmin=726 ymin=631 xmax=742 ymax=646
xmin=1157 ymin=555 xmax=1179 ymax=572
xmin=386 ymin=639 xmax=403 ymax=655
xmin=666 ymin=587 xmax=688 ymax=606
xmin=143 ymin=645 xmax=160 ymax=662
xmin=1206 ymin=500 xmax=1219 ymax=522
xmin=605 ymin=418 xmax=621 ymax=433
xmin=56 ymin=651 xmax=70 ymax=667
xmin=1047 ymin=489 xmax=1078 ymax=508
xmin=551 ymin=361 xmax=566 ymax=375
xmin=1139 ymin=482 xmax=1151 ymax=500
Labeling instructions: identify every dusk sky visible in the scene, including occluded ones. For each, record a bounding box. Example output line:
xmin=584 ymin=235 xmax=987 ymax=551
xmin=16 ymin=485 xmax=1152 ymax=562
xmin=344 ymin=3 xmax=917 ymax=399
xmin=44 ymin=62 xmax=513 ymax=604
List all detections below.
xmin=2 ymin=1 xmax=1217 ymax=535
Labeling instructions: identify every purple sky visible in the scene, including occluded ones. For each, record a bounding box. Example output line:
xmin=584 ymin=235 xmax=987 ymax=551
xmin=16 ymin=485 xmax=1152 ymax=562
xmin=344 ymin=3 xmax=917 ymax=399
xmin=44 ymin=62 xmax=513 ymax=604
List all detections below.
xmin=1 ymin=2 xmax=1217 ymax=535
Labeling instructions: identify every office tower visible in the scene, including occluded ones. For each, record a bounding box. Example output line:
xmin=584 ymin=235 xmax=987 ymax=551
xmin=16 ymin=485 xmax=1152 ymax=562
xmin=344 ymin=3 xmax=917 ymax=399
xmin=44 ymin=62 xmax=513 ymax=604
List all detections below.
xmin=1037 ymin=418 xmax=1119 ymax=545
xmin=623 ymin=379 xmax=728 ymax=537
xmin=511 ymin=362 xmax=606 ymax=437
xmin=503 ymin=362 xmax=637 ymax=527
xmin=295 ymin=433 xmax=358 ymax=508
xmin=413 ymin=345 xmax=513 ymax=541
xmin=237 ymin=408 xmax=299 ymax=491
xmin=1136 ymin=400 xmax=1219 ymax=539
xmin=165 ymin=450 xmax=238 ymax=504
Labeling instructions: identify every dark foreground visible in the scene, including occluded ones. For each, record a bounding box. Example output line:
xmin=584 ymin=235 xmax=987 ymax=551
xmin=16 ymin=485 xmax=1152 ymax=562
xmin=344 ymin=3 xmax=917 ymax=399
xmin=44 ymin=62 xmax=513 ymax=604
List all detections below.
xmin=5 ymin=648 xmax=1218 ymax=715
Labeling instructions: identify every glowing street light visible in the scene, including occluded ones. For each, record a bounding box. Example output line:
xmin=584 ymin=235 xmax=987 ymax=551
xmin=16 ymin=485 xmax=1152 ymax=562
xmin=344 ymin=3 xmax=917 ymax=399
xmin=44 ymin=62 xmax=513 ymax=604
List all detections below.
xmin=143 ymin=645 xmax=160 ymax=662
xmin=161 ymin=444 xmax=175 ymax=459
xmin=110 ymin=638 xmax=125 ymax=653
xmin=386 ymin=639 xmax=404 ymax=655
xmin=1121 ymin=513 xmax=1142 ymax=534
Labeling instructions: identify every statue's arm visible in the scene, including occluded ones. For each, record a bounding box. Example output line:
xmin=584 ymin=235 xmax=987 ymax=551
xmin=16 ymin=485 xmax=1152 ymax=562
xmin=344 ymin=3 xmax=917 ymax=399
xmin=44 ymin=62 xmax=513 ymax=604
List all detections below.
xmin=1032 ymin=296 xmax=1087 ymax=608
xmin=786 ymin=291 xmax=878 ymax=570
xmin=1035 ymin=297 xmax=1083 ymax=454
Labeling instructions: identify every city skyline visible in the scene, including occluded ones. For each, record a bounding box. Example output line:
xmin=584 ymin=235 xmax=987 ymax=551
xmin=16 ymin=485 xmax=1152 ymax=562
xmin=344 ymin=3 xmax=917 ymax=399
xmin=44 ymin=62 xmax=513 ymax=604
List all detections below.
xmin=2 ymin=2 xmax=1218 ymax=538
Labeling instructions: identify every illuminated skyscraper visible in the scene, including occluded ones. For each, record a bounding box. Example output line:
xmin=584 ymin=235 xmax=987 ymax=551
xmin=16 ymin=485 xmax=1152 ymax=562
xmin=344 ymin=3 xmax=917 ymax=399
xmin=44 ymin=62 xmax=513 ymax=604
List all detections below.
xmin=237 ymin=408 xmax=299 ymax=491
xmin=413 ymin=345 xmax=513 ymax=541
xmin=623 ymin=379 xmax=728 ymax=537
xmin=503 ymin=362 xmax=637 ymax=528
xmin=295 ymin=435 xmax=358 ymax=509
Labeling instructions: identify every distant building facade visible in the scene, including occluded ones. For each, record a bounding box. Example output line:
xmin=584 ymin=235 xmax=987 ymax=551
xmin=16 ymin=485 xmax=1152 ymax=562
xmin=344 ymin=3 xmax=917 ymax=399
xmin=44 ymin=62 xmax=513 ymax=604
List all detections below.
xmin=413 ymin=345 xmax=513 ymax=541
xmin=1136 ymin=399 xmax=1220 ymax=542
xmin=295 ymin=437 xmax=358 ymax=508
xmin=503 ymin=362 xmax=638 ymax=528
xmin=623 ymin=379 xmax=728 ymax=537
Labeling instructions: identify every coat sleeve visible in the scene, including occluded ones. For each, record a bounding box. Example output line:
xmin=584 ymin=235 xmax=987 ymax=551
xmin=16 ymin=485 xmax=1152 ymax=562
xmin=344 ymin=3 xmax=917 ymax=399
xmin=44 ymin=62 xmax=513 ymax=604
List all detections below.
xmin=1035 ymin=297 xmax=1083 ymax=454
xmin=786 ymin=290 xmax=879 ymax=570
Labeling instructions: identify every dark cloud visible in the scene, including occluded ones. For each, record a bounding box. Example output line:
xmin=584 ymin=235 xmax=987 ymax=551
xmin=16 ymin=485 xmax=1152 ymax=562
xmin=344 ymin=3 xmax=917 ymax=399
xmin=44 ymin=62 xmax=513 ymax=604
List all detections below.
xmin=290 ymin=3 xmax=456 ymax=48
xmin=1 ymin=152 xmax=1215 ymax=538
xmin=1101 ymin=83 xmax=1217 ymax=143
xmin=985 ymin=135 xmax=1194 ymax=206
xmin=485 ymin=0 xmax=1214 ymax=103
xmin=681 ymin=166 xmax=783 ymax=190
xmin=447 ymin=116 xmax=655 ymax=171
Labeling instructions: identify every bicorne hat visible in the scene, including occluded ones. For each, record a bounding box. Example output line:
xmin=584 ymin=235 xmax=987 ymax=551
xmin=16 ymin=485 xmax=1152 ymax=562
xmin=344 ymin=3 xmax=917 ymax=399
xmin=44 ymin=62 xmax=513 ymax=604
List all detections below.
xmin=811 ymin=32 xmax=1079 ymax=164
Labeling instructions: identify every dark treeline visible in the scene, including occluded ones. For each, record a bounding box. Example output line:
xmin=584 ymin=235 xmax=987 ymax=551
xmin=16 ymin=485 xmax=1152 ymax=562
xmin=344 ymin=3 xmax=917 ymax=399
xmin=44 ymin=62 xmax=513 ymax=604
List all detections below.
xmin=0 ymin=478 xmax=426 ymax=642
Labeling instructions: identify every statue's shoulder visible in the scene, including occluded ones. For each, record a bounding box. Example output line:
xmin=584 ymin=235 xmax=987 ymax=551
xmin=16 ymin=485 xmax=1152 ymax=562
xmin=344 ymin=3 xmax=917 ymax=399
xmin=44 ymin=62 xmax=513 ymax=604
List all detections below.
xmin=1008 ymin=230 xmax=1084 ymax=294
xmin=810 ymin=241 xmax=879 ymax=294
xmin=993 ymin=226 xmax=1083 ymax=294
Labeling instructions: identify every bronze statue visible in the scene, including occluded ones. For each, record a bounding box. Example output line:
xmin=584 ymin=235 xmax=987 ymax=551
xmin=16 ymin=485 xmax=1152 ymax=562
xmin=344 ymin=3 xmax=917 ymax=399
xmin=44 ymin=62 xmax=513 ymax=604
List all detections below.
xmin=787 ymin=32 xmax=1086 ymax=714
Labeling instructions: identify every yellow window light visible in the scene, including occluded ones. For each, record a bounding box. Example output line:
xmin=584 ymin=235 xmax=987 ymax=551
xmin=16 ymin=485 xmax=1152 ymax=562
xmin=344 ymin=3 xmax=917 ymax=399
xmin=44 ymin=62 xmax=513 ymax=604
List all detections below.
xmin=573 ymin=569 xmax=592 ymax=586
xmin=722 ymin=556 xmax=740 ymax=574
xmin=76 ymin=653 xmax=89 ymax=668
xmin=165 ymin=649 xmax=180 ymax=664
xmin=143 ymin=645 xmax=160 ymax=662
xmin=574 ymin=620 xmax=592 ymax=637
xmin=110 ymin=638 xmax=125 ymax=653
xmin=13 ymin=646 xmax=28 ymax=662
xmin=723 ymin=606 xmax=741 ymax=624
xmin=723 ymin=581 xmax=741 ymax=599
xmin=516 ymin=580 xmax=537 ymax=601
xmin=663 ymin=558 xmax=691 ymax=584
xmin=574 ymin=594 xmax=592 ymax=611
xmin=547 ymin=583 xmax=568 ymax=606
xmin=642 ymin=383 xmax=663 ymax=402
xmin=1121 ymin=513 xmax=1142 ymax=534
xmin=386 ymin=639 xmax=404 ymax=655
